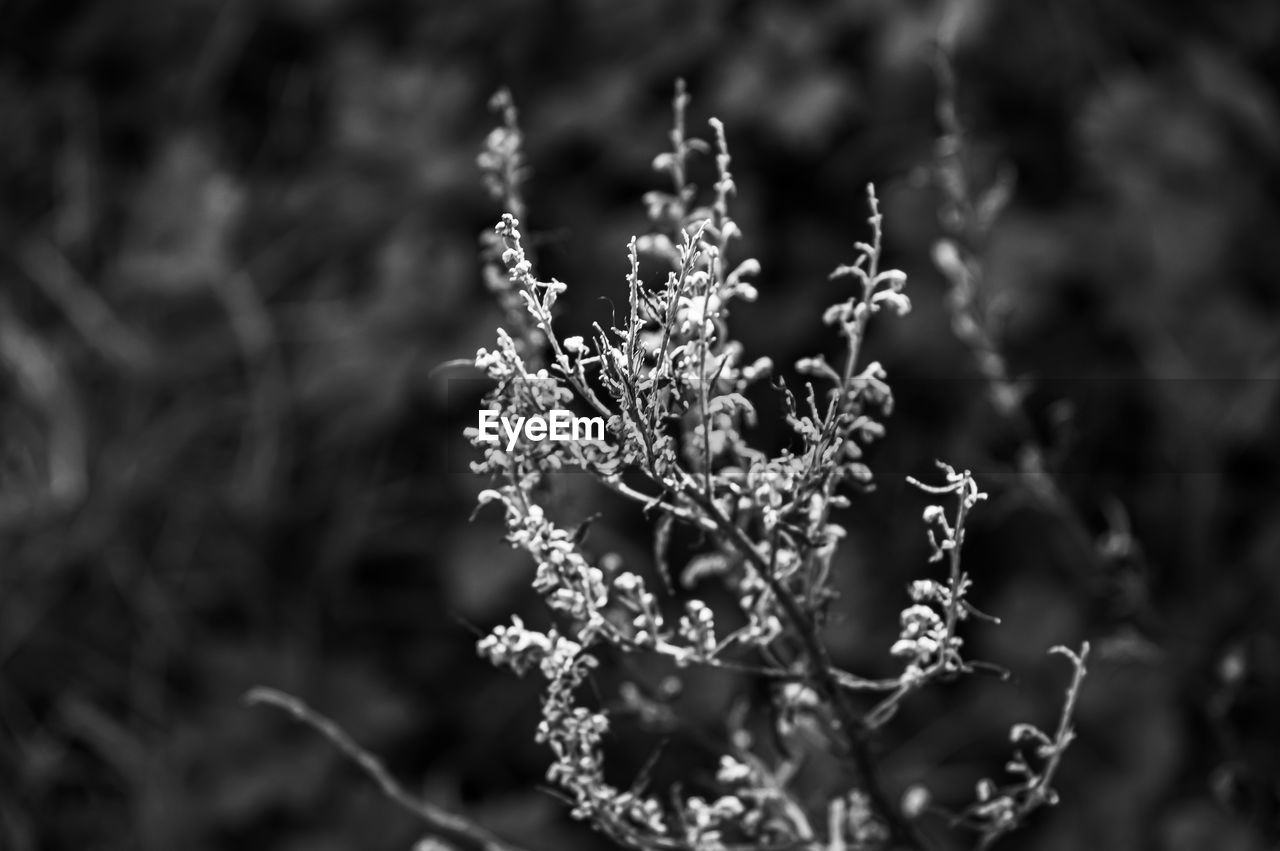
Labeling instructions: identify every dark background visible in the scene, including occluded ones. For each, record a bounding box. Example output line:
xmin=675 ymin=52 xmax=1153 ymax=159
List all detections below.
xmin=1 ymin=1 xmax=1279 ymax=849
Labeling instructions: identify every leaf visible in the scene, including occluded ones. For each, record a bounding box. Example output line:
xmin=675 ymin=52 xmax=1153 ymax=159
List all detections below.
xmin=653 ymin=513 xmax=674 ymax=594
xmin=1010 ymin=723 xmax=1052 ymax=747
xmin=681 ymin=553 xmax=732 ymax=589
xmin=708 ymin=393 xmax=754 ymax=419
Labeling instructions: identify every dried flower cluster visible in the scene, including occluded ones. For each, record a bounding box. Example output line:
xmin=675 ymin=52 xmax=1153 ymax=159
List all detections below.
xmin=467 ymin=83 xmax=1088 ymax=851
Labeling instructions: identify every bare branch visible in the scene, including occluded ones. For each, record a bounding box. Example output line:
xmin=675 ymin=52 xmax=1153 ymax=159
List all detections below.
xmin=244 ymin=687 xmax=532 ymax=851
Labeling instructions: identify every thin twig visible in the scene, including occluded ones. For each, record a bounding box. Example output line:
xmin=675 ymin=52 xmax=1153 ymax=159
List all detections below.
xmin=1026 ymin=643 xmax=1090 ymax=809
xmin=18 ymin=239 xmax=153 ymax=373
xmin=244 ymin=687 xmax=531 ymax=851
xmin=973 ymin=642 xmax=1090 ymax=850
xmin=210 ymin=270 xmax=288 ymax=511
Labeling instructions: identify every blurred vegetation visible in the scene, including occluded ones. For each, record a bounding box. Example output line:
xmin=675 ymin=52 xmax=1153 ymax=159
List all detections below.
xmin=0 ymin=1 xmax=1278 ymax=849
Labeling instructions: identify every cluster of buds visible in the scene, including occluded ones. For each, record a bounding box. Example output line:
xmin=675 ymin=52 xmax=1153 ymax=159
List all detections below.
xmin=465 ymin=81 xmax=1085 ymax=851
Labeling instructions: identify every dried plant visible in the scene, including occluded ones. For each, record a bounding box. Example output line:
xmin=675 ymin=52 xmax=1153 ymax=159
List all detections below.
xmin=463 ymin=82 xmax=1089 ymax=851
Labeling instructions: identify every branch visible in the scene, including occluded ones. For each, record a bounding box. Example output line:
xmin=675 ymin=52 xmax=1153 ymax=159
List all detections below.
xmin=244 ymin=687 xmax=532 ymax=851
xmin=1020 ymin=644 xmax=1090 ymax=812
xmin=18 ymin=239 xmax=153 ymax=373
xmin=966 ymin=642 xmax=1090 ymax=849
xmin=687 ymin=491 xmax=930 ymax=851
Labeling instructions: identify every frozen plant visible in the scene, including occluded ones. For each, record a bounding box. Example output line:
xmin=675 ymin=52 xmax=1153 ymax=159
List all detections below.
xmin=464 ymin=82 xmax=1089 ymax=851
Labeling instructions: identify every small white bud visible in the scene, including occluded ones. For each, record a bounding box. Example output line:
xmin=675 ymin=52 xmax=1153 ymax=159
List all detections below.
xmin=901 ymin=785 xmax=931 ymax=819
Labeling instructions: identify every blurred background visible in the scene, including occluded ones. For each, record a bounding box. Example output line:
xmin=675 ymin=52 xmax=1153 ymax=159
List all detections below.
xmin=1 ymin=0 xmax=1279 ymax=849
